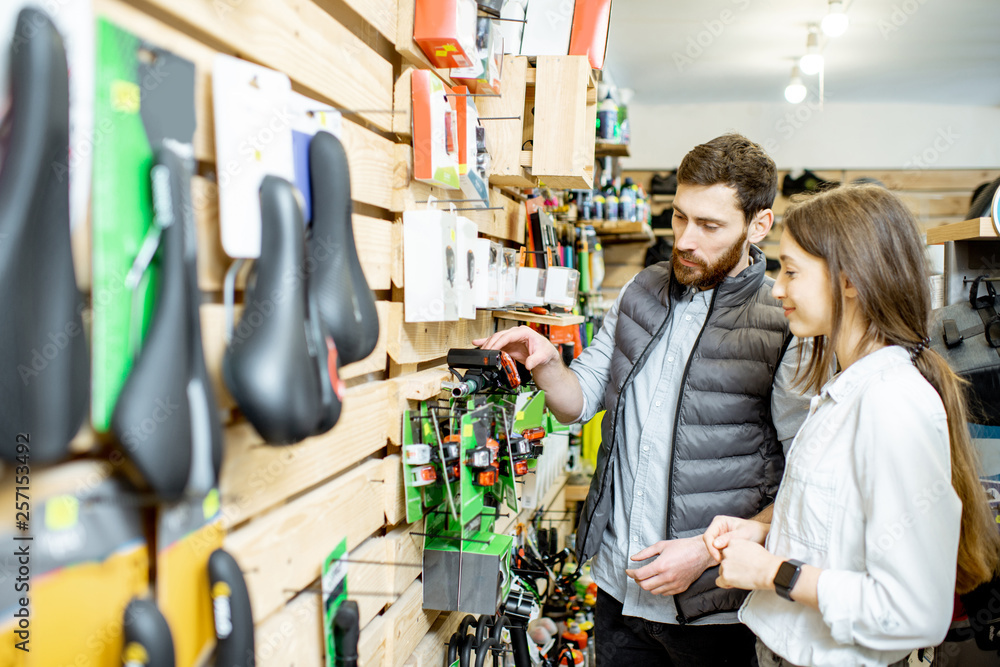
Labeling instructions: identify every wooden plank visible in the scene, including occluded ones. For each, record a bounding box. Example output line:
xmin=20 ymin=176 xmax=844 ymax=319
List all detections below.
xmin=384 ymin=522 xmax=425 ymax=600
xmin=383 ymin=454 xmax=407 ymax=525
xmin=392 ymin=365 xmax=451 ymax=401
xmin=896 ymin=193 xmax=971 ymax=219
xmin=403 ymin=612 xmax=465 ymax=667
xmin=331 ymin=0 xmax=398 ymax=44
xmin=393 ymin=64 xmax=415 ymax=138
xmin=492 ymin=310 xmax=584 ymax=326
xmin=926 ymin=217 xmax=997 ymax=245
xmin=219 ymin=380 xmax=395 ymax=527
xmin=340 ymin=120 xmax=397 ymax=211
xmin=128 ymin=0 xmax=394 ymax=133
xmin=341 ymin=301 xmax=391 ymax=380
xmin=477 ymin=56 xmax=536 ymax=188
xmin=531 ymin=56 xmax=593 ymax=190
xmin=843 ymin=169 xmax=1000 ymax=192
xmin=224 ymin=458 xmax=386 ymax=622
xmin=595 ymin=141 xmax=630 ymax=158
xmin=386 ymin=303 xmax=495 ymax=365
xmin=254 ymin=592 xmax=324 ymax=667
xmin=96 ymin=0 xmax=396 ymax=212
xmin=348 ymin=535 xmax=393 ymax=628
xmin=358 ymin=578 xmax=438 ymax=667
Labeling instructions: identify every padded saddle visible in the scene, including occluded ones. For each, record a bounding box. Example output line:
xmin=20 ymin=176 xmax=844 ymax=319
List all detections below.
xmin=111 ymin=146 xmax=223 ymax=500
xmin=0 ymin=8 xmax=89 ymax=463
xmin=224 ymin=176 xmax=342 ymax=444
xmin=308 ymin=131 xmax=379 ymax=365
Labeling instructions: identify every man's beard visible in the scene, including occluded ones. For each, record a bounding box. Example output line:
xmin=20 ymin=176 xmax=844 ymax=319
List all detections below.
xmin=672 ymin=227 xmax=748 ymax=289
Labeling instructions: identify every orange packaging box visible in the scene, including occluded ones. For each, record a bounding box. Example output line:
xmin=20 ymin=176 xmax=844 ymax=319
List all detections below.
xmin=414 ymin=0 xmax=479 ymax=69
xmin=569 ymin=0 xmax=613 ymax=69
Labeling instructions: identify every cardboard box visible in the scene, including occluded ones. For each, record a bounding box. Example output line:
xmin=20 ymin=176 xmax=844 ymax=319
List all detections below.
xmin=414 ymin=0 xmax=478 ymax=68
xmin=452 ymin=17 xmax=504 ymax=95
xmin=455 ymin=216 xmax=478 ymax=319
xmin=501 ymin=247 xmax=519 ymax=306
xmin=521 ymin=0 xmax=577 ymax=56
xmin=403 ymin=209 xmax=459 ymax=322
xmin=454 ymin=86 xmax=490 ymax=207
xmin=568 ymin=0 xmax=613 ymax=69
xmin=411 ymin=70 xmax=461 ymax=189
xmin=544 ymin=266 xmax=581 ymax=307
xmin=515 ymin=267 xmax=546 ymax=306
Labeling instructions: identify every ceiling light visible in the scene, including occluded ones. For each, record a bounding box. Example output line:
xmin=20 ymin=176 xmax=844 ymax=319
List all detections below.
xmin=784 ymin=66 xmax=807 ymax=104
xmin=799 ymin=26 xmax=824 ymax=75
xmin=822 ymin=0 xmax=849 ymax=37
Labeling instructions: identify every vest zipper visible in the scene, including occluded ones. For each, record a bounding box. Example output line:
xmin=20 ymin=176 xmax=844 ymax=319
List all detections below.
xmin=667 ymin=286 xmax=719 ymax=625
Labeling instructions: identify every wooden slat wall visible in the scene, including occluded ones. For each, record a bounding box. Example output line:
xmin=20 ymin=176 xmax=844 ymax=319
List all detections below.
xmin=59 ymin=1 xmax=560 ymax=665
xmin=618 ymin=168 xmax=1000 ymax=268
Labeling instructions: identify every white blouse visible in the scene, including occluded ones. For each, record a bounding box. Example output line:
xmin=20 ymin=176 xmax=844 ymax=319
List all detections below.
xmin=740 ymin=346 xmax=961 ymax=667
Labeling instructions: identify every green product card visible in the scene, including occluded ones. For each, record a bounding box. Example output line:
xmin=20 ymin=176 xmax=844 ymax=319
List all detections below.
xmin=91 ymin=19 xmax=195 ymax=430
xmin=322 ymin=538 xmax=349 ymax=667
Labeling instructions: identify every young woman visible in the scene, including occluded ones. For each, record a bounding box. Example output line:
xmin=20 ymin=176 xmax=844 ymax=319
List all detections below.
xmin=702 ymin=185 xmax=1000 ymax=667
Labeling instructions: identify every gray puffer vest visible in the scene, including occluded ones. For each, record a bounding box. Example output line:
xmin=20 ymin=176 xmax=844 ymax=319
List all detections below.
xmin=576 ymin=246 xmax=791 ymax=623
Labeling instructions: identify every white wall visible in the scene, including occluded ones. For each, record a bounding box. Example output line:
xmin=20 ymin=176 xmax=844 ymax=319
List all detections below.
xmin=623 ymin=102 xmax=1000 ymax=170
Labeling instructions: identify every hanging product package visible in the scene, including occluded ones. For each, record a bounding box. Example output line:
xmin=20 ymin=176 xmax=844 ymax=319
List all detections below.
xmin=403 ymin=207 xmax=460 ymax=322
xmin=411 ymin=70 xmax=461 ymax=189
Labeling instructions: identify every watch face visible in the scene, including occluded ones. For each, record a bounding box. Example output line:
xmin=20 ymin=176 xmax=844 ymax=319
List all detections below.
xmin=774 ymin=560 xmax=802 ymax=599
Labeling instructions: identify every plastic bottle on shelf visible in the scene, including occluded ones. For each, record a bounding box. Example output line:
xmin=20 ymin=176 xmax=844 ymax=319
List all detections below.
xmin=603 ymin=180 xmax=619 ymax=222
xmin=597 ymin=90 xmax=618 ymax=142
xmin=619 ymin=177 xmax=636 ymax=222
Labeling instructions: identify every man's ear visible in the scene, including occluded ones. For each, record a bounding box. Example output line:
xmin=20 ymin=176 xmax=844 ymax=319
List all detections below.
xmin=747 ymin=209 xmax=774 ymax=245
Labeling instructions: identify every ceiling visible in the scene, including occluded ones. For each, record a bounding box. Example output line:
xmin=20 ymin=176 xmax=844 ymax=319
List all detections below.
xmin=604 ymin=0 xmax=1000 ymax=106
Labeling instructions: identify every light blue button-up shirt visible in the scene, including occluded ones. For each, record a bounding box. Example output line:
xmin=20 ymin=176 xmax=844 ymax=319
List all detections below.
xmin=571 ymin=275 xmax=809 ymax=625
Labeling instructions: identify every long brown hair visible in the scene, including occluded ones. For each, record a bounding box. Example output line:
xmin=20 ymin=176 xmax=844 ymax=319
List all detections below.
xmin=783 ymin=184 xmax=1000 ymax=594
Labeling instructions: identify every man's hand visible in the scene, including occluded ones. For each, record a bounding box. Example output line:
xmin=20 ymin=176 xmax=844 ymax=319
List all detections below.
xmin=473 ymin=326 xmax=559 ymax=371
xmin=703 ymin=515 xmax=770 ymax=563
xmin=624 ymin=536 xmax=715 ymax=596
xmin=715 ymin=539 xmax=781 ymax=592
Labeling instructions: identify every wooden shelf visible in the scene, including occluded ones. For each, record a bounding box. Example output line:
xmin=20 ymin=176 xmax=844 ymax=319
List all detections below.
xmin=926 ymin=217 xmax=998 ymax=244
xmin=595 ymin=141 xmax=630 ymax=158
xmin=492 ymin=310 xmax=584 ymax=326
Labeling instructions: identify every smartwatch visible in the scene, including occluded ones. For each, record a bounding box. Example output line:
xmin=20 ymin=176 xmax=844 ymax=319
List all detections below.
xmin=773 ymin=559 xmax=804 ymax=601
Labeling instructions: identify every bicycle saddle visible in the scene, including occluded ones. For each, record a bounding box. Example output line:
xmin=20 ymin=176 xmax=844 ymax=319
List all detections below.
xmin=111 ymin=146 xmax=222 ymax=501
xmin=208 ymin=549 xmax=255 ymax=667
xmin=307 ymin=131 xmax=379 ymax=365
xmin=0 ymin=8 xmax=89 ymax=463
xmin=224 ymin=176 xmax=342 ymax=444
xmin=123 ymin=598 xmax=176 ymax=667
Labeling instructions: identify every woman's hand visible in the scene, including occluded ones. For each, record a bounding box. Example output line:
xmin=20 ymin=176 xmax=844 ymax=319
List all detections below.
xmin=715 ymin=539 xmax=782 ymax=591
xmin=703 ymin=515 xmax=770 ymax=562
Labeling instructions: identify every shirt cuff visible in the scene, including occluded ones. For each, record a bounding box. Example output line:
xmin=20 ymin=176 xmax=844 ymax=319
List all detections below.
xmin=817 ymin=569 xmax=860 ymax=646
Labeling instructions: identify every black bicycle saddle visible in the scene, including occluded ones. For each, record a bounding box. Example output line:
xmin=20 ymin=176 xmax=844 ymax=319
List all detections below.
xmin=0 ymin=8 xmax=89 ymax=463
xmin=111 ymin=146 xmax=222 ymax=500
xmin=123 ymin=598 xmax=176 ymax=667
xmin=111 ymin=148 xmax=192 ymax=500
xmin=307 ymin=131 xmax=379 ymax=366
xmin=224 ymin=176 xmax=342 ymax=444
xmin=208 ymin=549 xmax=255 ymax=667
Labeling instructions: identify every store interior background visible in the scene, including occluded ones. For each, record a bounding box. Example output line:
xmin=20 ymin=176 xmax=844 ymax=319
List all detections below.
xmin=603 ymin=0 xmax=1000 ymax=171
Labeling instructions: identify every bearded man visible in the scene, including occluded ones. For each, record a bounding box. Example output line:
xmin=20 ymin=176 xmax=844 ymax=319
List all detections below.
xmin=475 ymin=134 xmax=810 ymax=666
